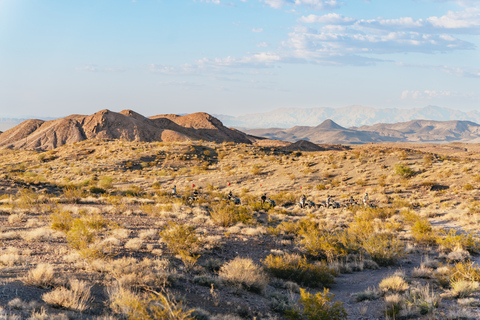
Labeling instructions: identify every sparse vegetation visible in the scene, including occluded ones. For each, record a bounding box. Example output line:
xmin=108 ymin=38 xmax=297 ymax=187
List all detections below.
xmin=0 ymin=140 xmax=479 ymax=318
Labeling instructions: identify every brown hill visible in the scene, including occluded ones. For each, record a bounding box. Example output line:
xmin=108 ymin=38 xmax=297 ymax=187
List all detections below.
xmin=0 ymin=110 xmax=251 ymax=150
xmin=285 ymin=140 xmax=324 ymax=151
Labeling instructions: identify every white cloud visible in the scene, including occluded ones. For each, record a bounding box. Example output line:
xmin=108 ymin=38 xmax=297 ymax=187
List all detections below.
xmin=427 ymin=7 xmax=480 ymax=30
xmin=252 ymin=28 xmax=264 ymax=32
xmin=262 ymin=0 xmax=340 ymax=10
xmin=257 ymin=42 xmax=269 ymax=47
xmin=299 ymin=13 xmax=355 ymax=24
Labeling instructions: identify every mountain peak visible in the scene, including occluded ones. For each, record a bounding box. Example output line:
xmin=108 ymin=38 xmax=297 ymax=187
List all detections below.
xmin=315 ymin=119 xmax=345 ymax=130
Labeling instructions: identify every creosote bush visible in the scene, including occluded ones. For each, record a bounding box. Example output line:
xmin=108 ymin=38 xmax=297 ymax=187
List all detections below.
xmin=394 ymin=163 xmax=415 ymax=178
xmin=210 ymin=201 xmax=253 ymax=227
xmin=286 ymin=288 xmax=348 ymax=320
xmin=263 ymin=253 xmax=335 ymax=288
xmin=362 ymin=233 xmax=405 ymax=266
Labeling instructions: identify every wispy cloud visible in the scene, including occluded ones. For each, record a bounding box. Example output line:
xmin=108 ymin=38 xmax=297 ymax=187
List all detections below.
xmin=252 ymin=27 xmax=264 ymax=32
xmin=76 ymin=65 xmax=126 ymax=73
xmin=397 ymin=62 xmax=480 ymax=78
xmin=262 ymin=0 xmax=341 ymax=10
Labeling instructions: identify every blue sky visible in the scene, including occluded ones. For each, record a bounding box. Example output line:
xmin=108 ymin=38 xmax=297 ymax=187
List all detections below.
xmin=0 ymin=0 xmax=479 ymax=118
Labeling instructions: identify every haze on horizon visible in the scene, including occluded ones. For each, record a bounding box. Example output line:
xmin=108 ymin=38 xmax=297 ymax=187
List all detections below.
xmin=0 ymin=0 xmax=479 ymax=118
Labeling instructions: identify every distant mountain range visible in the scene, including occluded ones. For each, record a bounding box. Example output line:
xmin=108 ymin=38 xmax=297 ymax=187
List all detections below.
xmin=244 ymin=119 xmax=480 ymax=144
xmin=217 ymin=105 xmax=480 ymax=129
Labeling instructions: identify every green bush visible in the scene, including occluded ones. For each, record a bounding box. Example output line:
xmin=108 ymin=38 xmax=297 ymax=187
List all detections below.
xmin=210 ymin=201 xmax=253 ymax=227
xmin=159 ymin=222 xmax=201 ymax=256
xmin=263 ymin=254 xmax=335 ymax=288
xmin=437 ymin=230 xmax=480 ymax=254
xmin=298 ymin=227 xmax=348 ymax=261
xmin=394 ymin=163 xmax=415 ymax=178
xmin=286 ymin=288 xmax=348 ymax=320
xmin=362 ymin=233 xmax=405 ymax=266
xmin=411 ymin=219 xmax=436 ymax=244
xmin=50 ymin=209 xmax=74 ymax=232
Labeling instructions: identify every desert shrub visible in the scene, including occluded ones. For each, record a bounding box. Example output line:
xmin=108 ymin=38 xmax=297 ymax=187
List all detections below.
xmin=124 ymin=185 xmax=144 ymax=197
xmin=23 ymin=263 xmax=55 ymax=288
xmin=362 ymin=233 xmax=405 ymax=266
xmin=99 ymin=176 xmax=114 ymax=189
xmin=394 ymin=163 xmax=415 ymax=178
xmin=411 ymin=219 xmax=436 ymax=245
xmin=16 ymin=188 xmax=40 ymax=210
xmin=109 ymin=257 xmax=175 ymax=289
xmin=437 ymin=230 xmax=480 ymax=254
xmin=270 ymin=191 xmax=297 ymax=206
xmin=89 ymin=186 xmax=106 ymax=194
xmin=297 ymin=227 xmax=349 ymax=261
xmin=50 ymin=208 xmax=74 ymax=232
xmin=159 ymin=222 xmax=201 ymax=256
xmin=450 ymin=280 xmax=479 ymax=298
xmin=251 ymin=164 xmax=263 ymax=175
xmin=401 ymin=209 xmax=421 ymax=225
xmin=384 ymin=294 xmax=403 ymax=318
xmin=210 ymin=202 xmax=253 ymax=227
xmin=42 ymin=279 xmax=92 ymax=312
xmin=62 ymin=186 xmax=84 ymax=204
xmin=269 ymin=219 xmax=317 ymax=237
xmin=109 ymin=287 xmax=194 ymax=320
xmin=405 ymin=283 xmax=441 ymax=315
xmin=355 ymin=207 xmax=396 ymax=221
xmin=448 ymin=261 xmax=480 ymax=283
xmin=269 ymin=291 xmax=294 ymax=313
xmin=379 ymin=275 xmax=409 ymax=294
xmin=286 ymin=288 xmax=347 ymax=320
xmin=65 ymin=213 xmax=112 ymax=260
xmin=263 ymin=253 xmax=335 ymax=288
xmin=219 ymin=257 xmax=268 ymax=294
xmin=354 ymin=288 xmax=379 ymax=302
xmin=464 ymin=184 xmax=474 ymax=191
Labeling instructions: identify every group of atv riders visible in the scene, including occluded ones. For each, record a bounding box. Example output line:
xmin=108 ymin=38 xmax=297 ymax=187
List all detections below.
xmin=171 ymin=184 xmax=374 ymax=209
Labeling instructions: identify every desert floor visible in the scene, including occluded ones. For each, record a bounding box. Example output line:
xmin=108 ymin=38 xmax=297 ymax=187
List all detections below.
xmin=1 ymin=140 xmax=480 ymax=319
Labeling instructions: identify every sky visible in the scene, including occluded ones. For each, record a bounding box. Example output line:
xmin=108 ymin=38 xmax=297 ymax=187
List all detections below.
xmin=0 ymin=0 xmax=479 ymax=118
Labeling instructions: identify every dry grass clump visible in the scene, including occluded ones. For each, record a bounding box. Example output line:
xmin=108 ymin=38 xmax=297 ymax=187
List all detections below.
xmin=109 ymin=286 xmax=193 ymax=320
xmin=109 ymin=257 xmax=174 ymax=289
xmin=263 ymin=253 xmax=335 ymax=288
xmin=139 ymin=229 xmax=159 ymax=240
xmin=125 ymin=238 xmax=144 ymax=251
xmin=8 ymin=212 xmax=26 ymax=225
xmin=412 ymin=264 xmax=434 ymax=279
xmin=0 ymin=248 xmax=27 ymax=266
xmin=379 ymin=275 xmax=409 ymax=294
xmin=22 ymin=263 xmax=56 ymax=288
xmin=22 ymin=227 xmax=54 ymax=242
xmin=219 ymin=257 xmax=268 ymax=293
xmin=354 ymin=287 xmax=379 ymax=302
xmin=42 ymin=279 xmax=92 ymax=312
xmin=449 ymin=280 xmax=479 ymax=298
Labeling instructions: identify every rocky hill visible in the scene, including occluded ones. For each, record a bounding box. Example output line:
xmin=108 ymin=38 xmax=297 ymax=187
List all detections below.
xmin=217 ymin=105 xmax=480 ymax=128
xmin=244 ymin=119 xmax=480 ymax=144
xmin=0 ymin=110 xmax=252 ymax=150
